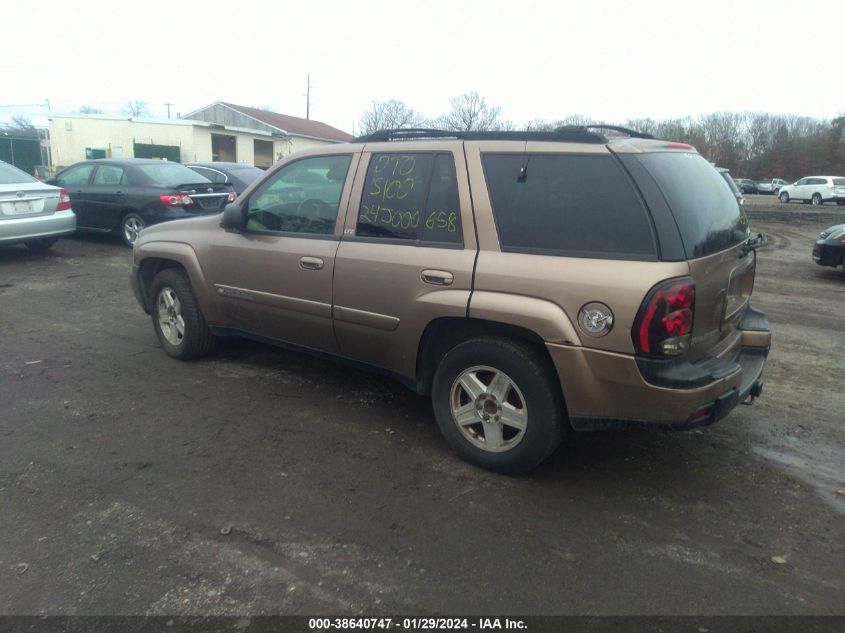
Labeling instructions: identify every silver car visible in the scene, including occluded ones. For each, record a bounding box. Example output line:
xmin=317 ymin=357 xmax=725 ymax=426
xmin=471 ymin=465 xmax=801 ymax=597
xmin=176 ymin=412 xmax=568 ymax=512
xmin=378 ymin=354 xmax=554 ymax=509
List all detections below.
xmin=0 ymin=161 xmax=76 ymax=251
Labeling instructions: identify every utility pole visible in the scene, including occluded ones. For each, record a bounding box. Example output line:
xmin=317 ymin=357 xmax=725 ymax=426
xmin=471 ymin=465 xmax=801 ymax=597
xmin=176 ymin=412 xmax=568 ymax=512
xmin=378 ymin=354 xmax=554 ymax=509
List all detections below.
xmin=304 ymin=74 xmax=314 ymax=120
xmin=164 ymin=102 xmax=174 ymax=119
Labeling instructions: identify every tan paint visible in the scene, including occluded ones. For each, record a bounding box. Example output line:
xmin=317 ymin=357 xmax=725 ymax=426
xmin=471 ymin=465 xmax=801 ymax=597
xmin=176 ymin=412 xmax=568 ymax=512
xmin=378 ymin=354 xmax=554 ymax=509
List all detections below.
xmin=134 ymin=135 xmax=769 ymax=426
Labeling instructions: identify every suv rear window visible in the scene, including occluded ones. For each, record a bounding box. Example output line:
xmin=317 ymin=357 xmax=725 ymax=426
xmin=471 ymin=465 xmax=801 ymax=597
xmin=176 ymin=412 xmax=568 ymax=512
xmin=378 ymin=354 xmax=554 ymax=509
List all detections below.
xmin=634 ymin=153 xmax=749 ymax=258
xmin=482 ymin=154 xmax=656 ymax=260
xmin=833 ymin=178 xmax=845 ymax=186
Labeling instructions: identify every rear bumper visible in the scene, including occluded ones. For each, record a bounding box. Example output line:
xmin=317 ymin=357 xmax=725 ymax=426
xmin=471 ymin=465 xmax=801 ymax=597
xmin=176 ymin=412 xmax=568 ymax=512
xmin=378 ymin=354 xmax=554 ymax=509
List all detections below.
xmin=548 ymin=306 xmax=771 ymax=431
xmin=0 ymin=210 xmax=76 ymax=245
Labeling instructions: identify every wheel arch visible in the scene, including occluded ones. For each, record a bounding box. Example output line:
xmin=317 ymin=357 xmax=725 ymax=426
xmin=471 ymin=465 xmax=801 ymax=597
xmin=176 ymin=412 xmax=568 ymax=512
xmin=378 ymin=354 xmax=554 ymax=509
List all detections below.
xmin=414 ymin=316 xmax=561 ymax=396
xmin=134 ymin=242 xmax=215 ymax=318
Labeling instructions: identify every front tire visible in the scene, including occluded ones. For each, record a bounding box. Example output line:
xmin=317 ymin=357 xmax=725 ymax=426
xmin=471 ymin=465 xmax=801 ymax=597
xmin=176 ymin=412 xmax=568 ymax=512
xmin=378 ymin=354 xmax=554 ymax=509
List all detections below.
xmin=120 ymin=212 xmax=146 ymax=246
xmin=779 ymin=192 xmax=790 ymax=203
xmin=431 ymin=337 xmax=564 ymax=474
xmin=150 ymin=268 xmax=215 ymax=360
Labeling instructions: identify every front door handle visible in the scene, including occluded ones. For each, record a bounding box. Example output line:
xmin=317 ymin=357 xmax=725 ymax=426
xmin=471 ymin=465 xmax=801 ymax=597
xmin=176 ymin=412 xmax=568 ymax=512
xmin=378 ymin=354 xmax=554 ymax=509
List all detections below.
xmin=421 ymin=269 xmax=454 ymax=286
xmin=299 ymin=256 xmax=324 ymax=270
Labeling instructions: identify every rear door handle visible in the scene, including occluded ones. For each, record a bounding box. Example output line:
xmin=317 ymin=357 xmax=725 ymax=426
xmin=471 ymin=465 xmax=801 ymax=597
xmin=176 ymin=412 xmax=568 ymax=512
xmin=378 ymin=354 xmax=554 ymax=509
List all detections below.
xmin=421 ymin=269 xmax=454 ymax=286
xmin=299 ymin=256 xmax=324 ymax=270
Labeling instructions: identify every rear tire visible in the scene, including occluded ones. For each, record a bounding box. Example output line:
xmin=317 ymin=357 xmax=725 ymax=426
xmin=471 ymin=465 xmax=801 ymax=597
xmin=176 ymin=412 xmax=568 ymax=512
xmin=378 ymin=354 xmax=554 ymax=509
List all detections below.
xmin=120 ymin=212 xmax=146 ymax=247
xmin=811 ymin=193 xmax=823 ymax=206
xmin=431 ymin=337 xmax=564 ymax=474
xmin=150 ymin=268 xmax=215 ymax=360
xmin=779 ymin=192 xmax=789 ymax=203
xmin=24 ymin=238 xmax=57 ymax=252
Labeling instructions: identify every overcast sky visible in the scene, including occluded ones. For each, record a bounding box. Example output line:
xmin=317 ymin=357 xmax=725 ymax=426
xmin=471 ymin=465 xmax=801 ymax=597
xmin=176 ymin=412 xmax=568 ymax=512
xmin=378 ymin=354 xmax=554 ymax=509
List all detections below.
xmin=2 ymin=0 xmax=843 ymax=132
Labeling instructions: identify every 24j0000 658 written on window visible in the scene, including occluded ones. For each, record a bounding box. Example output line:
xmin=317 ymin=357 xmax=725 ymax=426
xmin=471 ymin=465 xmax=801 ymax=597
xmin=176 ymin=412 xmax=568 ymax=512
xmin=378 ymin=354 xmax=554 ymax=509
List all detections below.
xmin=356 ymin=153 xmax=463 ymax=245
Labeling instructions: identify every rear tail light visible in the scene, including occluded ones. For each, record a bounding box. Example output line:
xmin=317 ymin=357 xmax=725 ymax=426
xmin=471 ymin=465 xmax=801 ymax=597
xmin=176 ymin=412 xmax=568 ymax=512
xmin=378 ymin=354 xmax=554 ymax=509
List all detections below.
xmin=159 ymin=194 xmax=194 ymax=206
xmin=227 ymin=191 xmax=237 ymax=203
xmin=665 ymin=142 xmax=693 ymax=150
xmin=632 ymin=277 xmax=695 ymax=357
xmin=56 ymin=188 xmax=72 ymax=211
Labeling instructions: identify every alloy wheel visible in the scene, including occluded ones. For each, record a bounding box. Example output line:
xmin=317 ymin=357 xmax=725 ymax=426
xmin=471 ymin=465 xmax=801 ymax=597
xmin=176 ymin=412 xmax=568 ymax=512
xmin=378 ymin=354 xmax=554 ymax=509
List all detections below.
xmin=156 ymin=287 xmax=185 ymax=346
xmin=449 ymin=365 xmax=527 ymax=453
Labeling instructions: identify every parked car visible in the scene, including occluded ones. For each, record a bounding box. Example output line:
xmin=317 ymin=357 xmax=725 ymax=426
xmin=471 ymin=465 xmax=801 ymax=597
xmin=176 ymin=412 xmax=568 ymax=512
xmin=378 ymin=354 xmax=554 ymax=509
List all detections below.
xmin=771 ymin=178 xmax=789 ymax=195
xmin=736 ymin=179 xmax=758 ymax=194
xmin=812 ymin=224 xmax=845 ymax=272
xmin=47 ymin=159 xmax=236 ymax=246
xmin=185 ymin=162 xmax=265 ymax=195
xmin=131 ymin=127 xmax=770 ymax=474
xmin=0 ymin=160 xmax=76 ymax=251
xmin=778 ymin=176 xmax=845 ymax=206
xmin=717 ymin=167 xmax=744 ymax=205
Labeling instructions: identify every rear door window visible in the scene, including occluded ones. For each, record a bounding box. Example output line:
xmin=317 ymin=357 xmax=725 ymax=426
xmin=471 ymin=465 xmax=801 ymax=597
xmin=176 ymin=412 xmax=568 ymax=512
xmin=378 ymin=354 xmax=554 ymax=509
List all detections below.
xmin=92 ymin=165 xmax=127 ymax=186
xmin=633 ymin=152 xmax=749 ymax=258
xmin=356 ymin=152 xmax=463 ymax=245
xmin=482 ymin=153 xmax=656 ymax=260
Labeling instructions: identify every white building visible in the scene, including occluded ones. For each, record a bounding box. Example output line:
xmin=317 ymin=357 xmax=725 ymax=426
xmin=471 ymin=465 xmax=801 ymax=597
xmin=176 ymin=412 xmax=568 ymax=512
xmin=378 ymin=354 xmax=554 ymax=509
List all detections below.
xmin=47 ymin=102 xmax=352 ymax=171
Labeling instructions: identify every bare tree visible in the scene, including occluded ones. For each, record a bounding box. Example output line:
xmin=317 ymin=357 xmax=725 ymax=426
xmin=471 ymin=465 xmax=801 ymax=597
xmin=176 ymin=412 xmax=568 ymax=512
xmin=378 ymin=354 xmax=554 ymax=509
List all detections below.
xmin=437 ymin=92 xmax=503 ymax=132
xmin=357 ymin=99 xmax=422 ymax=135
xmin=6 ymin=115 xmax=37 ymax=136
xmin=122 ymin=100 xmax=150 ymax=118
xmin=79 ymin=105 xmax=103 ymax=114
xmin=525 ymin=114 xmax=596 ymax=132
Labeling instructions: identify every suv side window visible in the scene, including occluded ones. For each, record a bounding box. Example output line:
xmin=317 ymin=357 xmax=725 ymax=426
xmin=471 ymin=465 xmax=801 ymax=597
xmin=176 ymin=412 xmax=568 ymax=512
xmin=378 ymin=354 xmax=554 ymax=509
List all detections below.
xmin=244 ymin=154 xmax=352 ymax=235
xmin=92 ymin=165 xmax=127 ymax=186
xmin=57 ymin=164 xmax=95 ymax=187
xmin=483 ymin=153 xmax=656 ymax=260
xmin=357 ymin=152 xmax=462 ymax=245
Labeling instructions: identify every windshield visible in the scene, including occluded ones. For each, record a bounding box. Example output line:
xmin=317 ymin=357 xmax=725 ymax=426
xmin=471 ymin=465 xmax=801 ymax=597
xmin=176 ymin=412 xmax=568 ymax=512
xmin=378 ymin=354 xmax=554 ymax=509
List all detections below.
xmin=138 ymin=163 xmax=211 ymax=187
xmin=0 ymin=162 xmax=37 ymax=185
xmin=833 ymin=178 xmax=845 ymax=186
xmin=636 ymin=152 xmax=749 ymax=258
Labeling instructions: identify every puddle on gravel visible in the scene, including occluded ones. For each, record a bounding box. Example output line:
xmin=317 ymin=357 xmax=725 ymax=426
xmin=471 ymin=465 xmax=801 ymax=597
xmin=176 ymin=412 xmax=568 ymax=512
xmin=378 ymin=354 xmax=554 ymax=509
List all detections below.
xmin=751 ymin=442 xmax=845 ymax=515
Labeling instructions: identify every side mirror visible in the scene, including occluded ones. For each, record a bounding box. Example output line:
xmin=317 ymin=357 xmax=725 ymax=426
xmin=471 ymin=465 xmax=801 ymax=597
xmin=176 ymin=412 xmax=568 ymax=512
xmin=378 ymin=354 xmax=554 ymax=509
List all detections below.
xmin=220 ymin=202 xmax=245 ymax=231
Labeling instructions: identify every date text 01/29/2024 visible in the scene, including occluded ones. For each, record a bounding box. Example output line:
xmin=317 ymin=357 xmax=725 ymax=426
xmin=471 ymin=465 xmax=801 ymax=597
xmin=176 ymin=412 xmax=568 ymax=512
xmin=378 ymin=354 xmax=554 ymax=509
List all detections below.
xmin=308 ymin=618 xmax=527 ymax=630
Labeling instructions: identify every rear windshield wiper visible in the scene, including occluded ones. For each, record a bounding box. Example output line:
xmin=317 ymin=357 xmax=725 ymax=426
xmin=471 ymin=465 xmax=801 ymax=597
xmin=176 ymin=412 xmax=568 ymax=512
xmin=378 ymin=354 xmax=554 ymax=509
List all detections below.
xmin=739 ymin=233 xmax=766 ymax=257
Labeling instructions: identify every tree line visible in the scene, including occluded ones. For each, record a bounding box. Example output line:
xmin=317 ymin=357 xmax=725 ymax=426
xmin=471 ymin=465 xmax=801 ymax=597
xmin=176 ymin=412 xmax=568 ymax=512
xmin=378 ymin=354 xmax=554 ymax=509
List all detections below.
xmin=358 ymin=95 xmax=845 ymax=181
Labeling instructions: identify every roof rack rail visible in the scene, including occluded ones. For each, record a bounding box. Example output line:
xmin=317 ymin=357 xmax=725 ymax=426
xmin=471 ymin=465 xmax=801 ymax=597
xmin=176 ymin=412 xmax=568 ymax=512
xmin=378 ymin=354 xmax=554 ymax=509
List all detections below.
xmin=557 ymin=124 xmax=655 ymax=140
xmin=352 ymin=128 xmax=608 ymax=144
xmin=353 ymin=129 xmax=458 ymax=143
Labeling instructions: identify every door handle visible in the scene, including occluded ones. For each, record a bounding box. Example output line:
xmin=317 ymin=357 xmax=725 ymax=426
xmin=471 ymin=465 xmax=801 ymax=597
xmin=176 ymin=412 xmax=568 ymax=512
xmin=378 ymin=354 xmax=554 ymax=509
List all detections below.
xmin=421 ymin=269 xmax=454 ymax=286
xmin=299 ymin=256 xmax=324 ymax=270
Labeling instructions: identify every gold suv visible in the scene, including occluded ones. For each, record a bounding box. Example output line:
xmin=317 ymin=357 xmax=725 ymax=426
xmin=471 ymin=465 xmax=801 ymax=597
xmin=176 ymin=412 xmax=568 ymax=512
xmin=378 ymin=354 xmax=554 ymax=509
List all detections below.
xmin=131 ymin=127 xmax=771 ymax=473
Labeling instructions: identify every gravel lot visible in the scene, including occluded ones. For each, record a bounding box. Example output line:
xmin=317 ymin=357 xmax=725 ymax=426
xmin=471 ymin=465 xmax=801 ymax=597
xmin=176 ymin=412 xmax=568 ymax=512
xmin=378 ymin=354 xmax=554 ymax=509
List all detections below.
xmin=0 ymin=206 xmax=843 ymax=616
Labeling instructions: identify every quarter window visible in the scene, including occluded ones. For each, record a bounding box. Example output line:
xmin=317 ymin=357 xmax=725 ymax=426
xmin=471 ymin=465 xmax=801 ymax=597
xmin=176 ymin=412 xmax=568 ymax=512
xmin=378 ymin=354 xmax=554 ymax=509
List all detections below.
xmin=483 ymin=153 xmax=656 ymax=259
xmin=245 ymin=154 xmax=351 ymax=235
xmin=356 ymin=152 xmax=462 ymax=244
